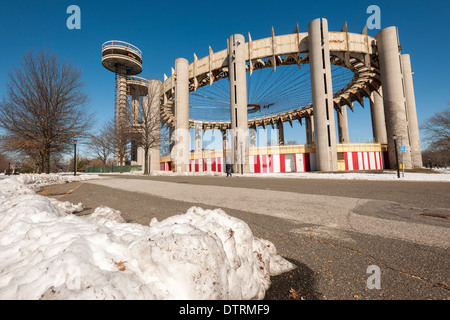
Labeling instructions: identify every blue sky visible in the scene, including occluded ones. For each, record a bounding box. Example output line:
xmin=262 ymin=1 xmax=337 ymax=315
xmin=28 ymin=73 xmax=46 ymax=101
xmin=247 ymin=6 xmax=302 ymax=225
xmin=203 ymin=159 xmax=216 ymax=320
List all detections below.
xmin=0 ymin=0 xmax=449 ymax=152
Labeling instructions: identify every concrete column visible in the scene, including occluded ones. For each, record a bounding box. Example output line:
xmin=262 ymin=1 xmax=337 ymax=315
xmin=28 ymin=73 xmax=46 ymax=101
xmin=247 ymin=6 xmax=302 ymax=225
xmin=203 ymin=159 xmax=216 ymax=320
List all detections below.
xmin=194 ymin=121 xmax=202 ymax=154
xmin=376 ymin=27 xmax=412 ymax=169
xmin=173 ymin=58 xmax=190 ymax=173
xmin=401 ymin=54 xmax=422 ymax=168
xmin=131 ymin=140 xmax=137 ymax=162
xmin=277 ymin=120 xmax=285 ymax=146
xmin=148 ymin=80 xmax=161 ymax=172
xmin=308 ymin=18 xmax=338 ymax=171
xmin=221 ymin=128 xmax=230 ymax=173
xmin=249 ymin=127 xmax=257 ymax=148
xmin=337 ymin=105 xmax=349 ymax=144
xmin=305 ymin=115 xmax=314 ymax=145
xmin=116 ymin=65 xmax=127 ymax=126
xmin=131 ymin=94 xmax=139 ymax=124
xmin=369 ymin=89 xmax=388 ymax=144
xmin=194 ymin=121 xmax=202 ymax=172
xmin=169 ymin=125 xmax=174 ymax=158
xmin=228 ymin=34 xmax=249 ymax=173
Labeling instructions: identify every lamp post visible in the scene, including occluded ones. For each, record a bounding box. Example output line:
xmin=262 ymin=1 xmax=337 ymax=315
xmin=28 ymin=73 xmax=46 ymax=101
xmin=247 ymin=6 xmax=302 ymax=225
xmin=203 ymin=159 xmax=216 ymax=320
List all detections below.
xmin=73 ymin=139 xmax=77 ymax=176
xmin=393 ymin=134 xmax=400 ymax=178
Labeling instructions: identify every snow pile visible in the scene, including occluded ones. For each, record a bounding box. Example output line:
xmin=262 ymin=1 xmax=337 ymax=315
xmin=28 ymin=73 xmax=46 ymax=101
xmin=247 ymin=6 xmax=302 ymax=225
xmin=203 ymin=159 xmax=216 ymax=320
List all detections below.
xmin=0 ymin=173 xmax=100 ymax=197
xmin=0 ymin=174 xmax=294 ymax=299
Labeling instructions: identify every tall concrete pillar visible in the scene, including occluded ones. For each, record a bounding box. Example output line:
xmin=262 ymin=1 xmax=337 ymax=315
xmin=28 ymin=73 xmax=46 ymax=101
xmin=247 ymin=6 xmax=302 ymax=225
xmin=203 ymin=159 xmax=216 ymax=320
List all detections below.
xmin=173 ymin=58 xmax=190 ymax=173
xmin=249 ymin=127 xmax=257 ymax=148
xmin=228 ymin=34 xmax=249 ymax=173
xmin=308 ymin=18 xmax=338 ymax=171
xmin=131 ymin=94 xmax=139 ymax=124
xmin=116 ymin=65 xmax=127 ymax=126
xmin=194 ymin=121 xmax=202 ymax=172
xmin=305 ymin=115 xmax=314 ymax=145
xmin=169 ymin=124 xmax=174 ymax=158
xmin=194 ymin=121 xmax=202 ymax=154
xmin=221 ymin=128 xmax=230 ymax=173
xmin=369 ymin=89 xmax=388 ymax=144
xmin=376 ymin=27 xmax=412 ymax=169
xmin=401 ymin=54 xmax=422 ymax=168
xmin=148 ymin=80 xmax=161 ymax=172
xmin=277 ymin=120 xmax=285 ymax=146
xmin=337 ymin=105 xmax=349 ymax=143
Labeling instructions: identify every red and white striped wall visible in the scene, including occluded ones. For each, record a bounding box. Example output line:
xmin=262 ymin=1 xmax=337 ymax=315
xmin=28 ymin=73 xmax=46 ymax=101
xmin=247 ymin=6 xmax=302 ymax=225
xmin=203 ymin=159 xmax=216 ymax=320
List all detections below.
xmin=344 ymin=151 xmax=384 ymax=170
xmin=160 ymin=162 xmax=171 ymax=171
xmin=249 ymin=153 xmax=317 ymax=173
xmin=160 ymin=151 xmax=386 ymax=172
xmin=189 ymin=157 xmax=223 ymax=173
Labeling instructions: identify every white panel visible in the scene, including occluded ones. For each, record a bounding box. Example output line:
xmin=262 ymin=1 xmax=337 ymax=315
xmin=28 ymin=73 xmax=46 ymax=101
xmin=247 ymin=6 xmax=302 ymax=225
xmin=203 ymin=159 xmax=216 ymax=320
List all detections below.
xmin=249 ymin=154 xmax=254 ymax=173
xmin=358 ymin=152 xmax=363 ymax=170
xmin=369 ymin=152 xmax=376 ymax=170
xmin=309 ymin=153 xmax=316 ymax=171
xmin=273 ymin=154 xmax=280 ymax=173
xmin=295 ymin=154 xmax=304 ymax=172
xmin=285 ymin=154 xmax=295 ymax=172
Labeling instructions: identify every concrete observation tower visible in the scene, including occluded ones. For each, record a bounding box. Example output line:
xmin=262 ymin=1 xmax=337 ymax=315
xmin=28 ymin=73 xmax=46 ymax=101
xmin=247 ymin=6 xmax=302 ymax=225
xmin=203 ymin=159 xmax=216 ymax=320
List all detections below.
xmin=101 ymin=41 xmax=161 ymax=170
xmin=101 ymin=41 xmax=143 ymax=124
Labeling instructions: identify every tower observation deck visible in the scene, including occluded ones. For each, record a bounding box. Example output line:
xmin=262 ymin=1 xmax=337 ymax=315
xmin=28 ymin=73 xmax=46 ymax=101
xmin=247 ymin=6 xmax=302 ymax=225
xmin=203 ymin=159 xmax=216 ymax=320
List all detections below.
xmin=101 ymin=41 xmax=143 ymax=124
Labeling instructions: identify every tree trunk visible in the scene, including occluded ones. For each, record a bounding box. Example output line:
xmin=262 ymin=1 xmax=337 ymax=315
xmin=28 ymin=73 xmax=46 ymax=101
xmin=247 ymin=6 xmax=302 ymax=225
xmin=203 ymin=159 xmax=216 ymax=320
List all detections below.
xmin=45 ymin=150 xmax=51 ymax=174
xmin=144 ymin=148 xmax=149 ymax=175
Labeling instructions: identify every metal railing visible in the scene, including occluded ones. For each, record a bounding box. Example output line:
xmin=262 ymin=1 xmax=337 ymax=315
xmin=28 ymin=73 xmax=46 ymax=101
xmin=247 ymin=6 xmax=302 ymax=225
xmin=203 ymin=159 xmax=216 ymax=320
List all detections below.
xmin=102 ymin=40 xmax=142 ymax=56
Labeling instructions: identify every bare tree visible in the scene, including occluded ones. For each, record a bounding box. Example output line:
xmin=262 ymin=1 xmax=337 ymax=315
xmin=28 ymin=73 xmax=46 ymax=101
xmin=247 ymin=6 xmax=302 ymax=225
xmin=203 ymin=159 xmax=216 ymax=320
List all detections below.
xmin=89 ymin=123 xmax=113 ymax=173
xmin=420 ymin=106 xmax=450 ymax=167
xmin=421 ymin=106 xmax=450 ymax=146
xmin=0 ymin=49 xmax=94 ymax=173
xmin=106 ymin=116 xmax=130 ymax=174
xmin=131 ymin=80 xmax=162 ymax=174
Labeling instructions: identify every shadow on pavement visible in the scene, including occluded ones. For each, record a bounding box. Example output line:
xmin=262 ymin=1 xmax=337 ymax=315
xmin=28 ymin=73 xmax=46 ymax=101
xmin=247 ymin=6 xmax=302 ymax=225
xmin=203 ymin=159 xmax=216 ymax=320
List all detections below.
xmin=265 ymin=258 xmax=320 ymax=300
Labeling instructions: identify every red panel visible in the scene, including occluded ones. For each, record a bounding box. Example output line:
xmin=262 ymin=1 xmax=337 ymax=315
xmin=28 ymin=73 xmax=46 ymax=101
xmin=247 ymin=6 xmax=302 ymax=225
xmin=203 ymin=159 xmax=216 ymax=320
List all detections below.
xmin=212 ymin=158 xmax=216 ymax=172
xmin=293 ymin=154 xmax=297 ymax=172
xmin=261 ymin=155 xmax=267 ymax=173
xmin=268 ymin=155 xmax=274 ymax=173
xmin=255 ymin=155 xmax=260 ymax=173
xmin=279 ymin=154 xmax=285 ymax=173
xmin=305 ymin=153 xmax=310 ymax=172
xmin=352 ymin=152 xmax=359 ymax=170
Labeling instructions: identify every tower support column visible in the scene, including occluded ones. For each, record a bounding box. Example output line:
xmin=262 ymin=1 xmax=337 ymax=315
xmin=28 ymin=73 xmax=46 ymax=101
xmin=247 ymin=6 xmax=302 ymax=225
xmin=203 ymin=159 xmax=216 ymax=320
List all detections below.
xmin=401 ymin=54 xmax=422 ymax=168
xmin=173 ymin=58 xmax=190 ymax=173
xmin=228 ymin=34 xmax=249 ymax=173
xmin=116 ymin=65 xmax=127 ymax=126
xmin=305 ymin=115 xmax=314 ymax=145
xmin=277 ymin=120 xmax=285 ymax=146
xmin=369 ymin=89 xmax=388 ymax=144
xmin=376 ymin=27 xmax=412 ymax=169
xmin=308 ymin=18 xmax=338 ymax=171
xmin=337 ymin=105 xmax=349 ymax=144
xmin=148 ymin=80 xmax=161 ymax=172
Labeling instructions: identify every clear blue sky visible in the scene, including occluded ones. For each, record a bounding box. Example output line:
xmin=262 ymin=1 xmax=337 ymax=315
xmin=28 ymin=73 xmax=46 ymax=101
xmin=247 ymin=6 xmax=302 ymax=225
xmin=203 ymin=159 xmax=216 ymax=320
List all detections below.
xmin=0 ymin=0 xmax=449 ymax=151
